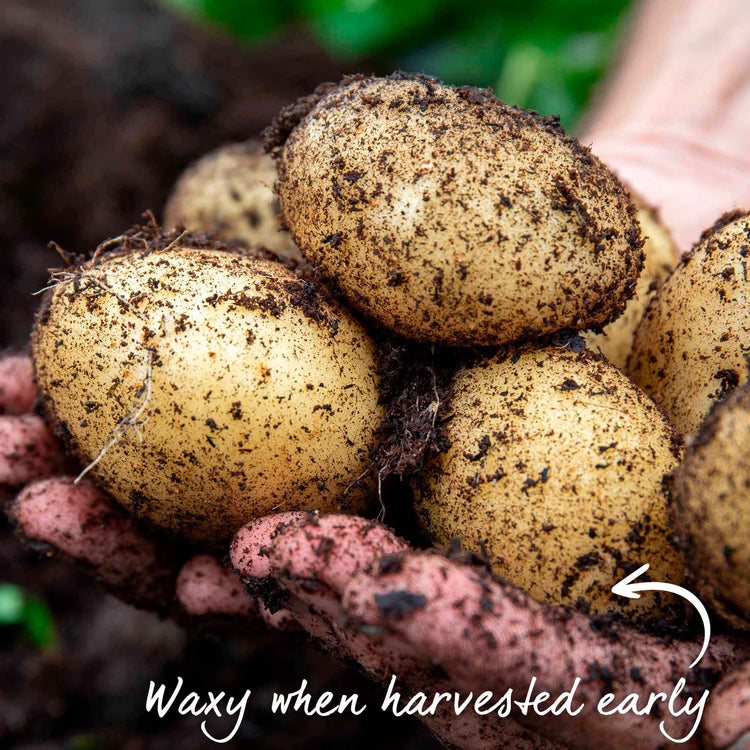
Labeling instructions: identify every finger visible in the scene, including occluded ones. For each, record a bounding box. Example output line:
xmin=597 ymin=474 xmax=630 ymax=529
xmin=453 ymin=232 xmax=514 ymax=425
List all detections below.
xmin=704 ymin=660 xmax=750 ymax=749
xmin=175 ymin=552 xmax=302 ymax=631
xmin=233 ymin=512 xmax=408 ymax=618
xmin=427 ymin=711 xmax=563 ymax=750
xmin=0 ymin=414 xmax=64 ymax=486
xmin=176 ymin=554 xmax=257 ymax=620
xmin=0 ymin=356 xmax=36 ymax=414
xmin=231 ymin=511 xmax=308 ymax=619
xmin=257 ymin=603 xmax=303 ymax=632
xmin=233 ymin=513 xmax=421 ymax=668
xmin=343 ymin=552 xmax=748 ymax=750
xmin=229 ymin=511 xmax=309 ymax=631
xmin=9 ymin=477 xmax=181 ymax=611
xmin=231 ymin=511 xmax=308 ymax=578
xmin=306 ymin=617 xmax=564 ymax=749
xmin=236 ymin=514 xmax=561 ymax=749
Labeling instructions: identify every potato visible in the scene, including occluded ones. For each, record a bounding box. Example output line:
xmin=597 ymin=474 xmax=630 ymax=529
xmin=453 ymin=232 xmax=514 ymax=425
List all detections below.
xmin=32 ymin=232 xmax=384 ymax=545
xmin=584 ymin=199 xmax=679 ymax=369
xmin=164 ymin=141 xmax=301 ymax=263
xmin=667 ymin=383 xmax=750 ymax=628
xmin=412 ymin=342 xmax=684 ymax=620
xmin=627 ymin=210 xmax=750 ymax=435
xmin=271 ymin=73 xmax=643 ymax=347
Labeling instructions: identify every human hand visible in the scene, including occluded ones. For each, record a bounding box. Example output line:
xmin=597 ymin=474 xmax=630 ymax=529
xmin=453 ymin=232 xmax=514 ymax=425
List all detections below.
xmin=582 ymin=0 xmax=750 ymax=254
xmin=4 ymin=356 xmax=749 ymax=748
xmin=0 ymin=353 xmax=541 ymax=746
xmin=228 ymin=513 xmax=750 ymax=750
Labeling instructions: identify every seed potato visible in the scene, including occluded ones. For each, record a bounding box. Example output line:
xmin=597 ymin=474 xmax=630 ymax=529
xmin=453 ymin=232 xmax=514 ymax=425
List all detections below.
xmin=627 ymin=210 xmax=750 ymax=434
xmin=584 ymin=199 xmax=679 ymax=369
xmin=32 ymin=233 xmax=384 ymax=545
xmin=271 ymin=73 xmax=643 ymax=347
xmin=667 ymin=383 xmax=750 ymax=629
xmin=412 ymin=343 xmax=684 ymax=620
xmin=164 ymin=141 xmax=301 ymax=262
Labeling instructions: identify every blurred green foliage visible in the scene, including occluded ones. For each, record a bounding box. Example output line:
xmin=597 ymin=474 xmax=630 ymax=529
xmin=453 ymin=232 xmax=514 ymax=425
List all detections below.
xmin=0 ymin=583 xmax=58 ymax=651
xmin=69 ymin=734 xmax=100 ymax=750
xmin=162 ymin=0 xmax=632 ymax=128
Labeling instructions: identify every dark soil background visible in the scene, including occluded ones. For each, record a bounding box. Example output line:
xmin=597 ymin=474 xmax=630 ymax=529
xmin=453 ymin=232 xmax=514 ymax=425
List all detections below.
xmin=0 ymin=1 xmax=436 ymax=746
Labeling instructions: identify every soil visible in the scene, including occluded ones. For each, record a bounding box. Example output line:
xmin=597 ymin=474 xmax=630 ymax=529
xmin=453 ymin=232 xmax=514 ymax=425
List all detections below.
xmin=0 ymin=0 xmax=436 ymax=746
xmin=0 ymin=0 xmax=356 ymax=351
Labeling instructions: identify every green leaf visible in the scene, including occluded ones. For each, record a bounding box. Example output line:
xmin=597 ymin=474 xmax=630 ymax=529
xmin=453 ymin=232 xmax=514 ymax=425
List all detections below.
xmin=0 ymin=584 xmax=58 ymax=650
xmin=157 ymin=0 xmax=633 ymax=125
xmin=21 ymin=596 xmax=58 ymax=651
xmin=0 ymin=583 xmax=25 ymax=624
xmin=162 ymin=0 xmax=296 ymax=42
xmin=495 ymin=43 xmax=544 ymax=108
xmin=528 ymin=78 xmax=577 ymax=125
xmin=159 ymin=0 xmax=205 ymax=18
xmin=309 ymin=0 xmax=451 ymax=57
xmin=398 ymin=19 xmax=504 ymax=87
xmin=69 ymin=734 xmax=99 ymax=750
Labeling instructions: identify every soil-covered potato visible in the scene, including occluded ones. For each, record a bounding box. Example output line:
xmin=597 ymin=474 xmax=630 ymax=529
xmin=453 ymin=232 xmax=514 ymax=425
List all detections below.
xmin=164 ymin=142 xmax=301 ymax=262
xmin=584 ymin=200 xmax=678 ymax=369
xmin=32 ymin=230 xmax=384 ymax=545
xmin=269 ymin=73 xmax=643 ymax=347
xmin=627 ymin=210 xmax=750 ymax=435
xmin=667 ymin=383 xmax=750 ymax=629
xmin=412 ymin=341 xmax=684 ymax=621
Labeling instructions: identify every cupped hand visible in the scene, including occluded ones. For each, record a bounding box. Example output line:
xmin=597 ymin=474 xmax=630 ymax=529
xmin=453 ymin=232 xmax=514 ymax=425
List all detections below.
xmin=3 ymin=356 xmax=749 ymax=749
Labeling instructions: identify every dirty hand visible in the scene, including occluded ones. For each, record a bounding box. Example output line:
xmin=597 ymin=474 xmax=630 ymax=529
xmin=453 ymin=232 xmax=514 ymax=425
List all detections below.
xmin=2 ymin=357 xmax=749 ymax=749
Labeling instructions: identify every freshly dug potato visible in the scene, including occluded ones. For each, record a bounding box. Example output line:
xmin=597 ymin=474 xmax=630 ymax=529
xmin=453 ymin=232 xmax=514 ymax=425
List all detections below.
xmin=32 ymin=231 xmax=384 ymax=545
xmin=584 ymin=199 xmax=679 ymax=369
xmin=270 ymin=73 xmax=643 ymax=347
xmin=667 ymin=383 xmax=750 ymax=629
xmin=627 ymin=210 xmax=750 ymax=435
xmin=164 ymin=141 xmax=301 ymax=262
xmin=412 ymin=342 xmax=684 ymax=621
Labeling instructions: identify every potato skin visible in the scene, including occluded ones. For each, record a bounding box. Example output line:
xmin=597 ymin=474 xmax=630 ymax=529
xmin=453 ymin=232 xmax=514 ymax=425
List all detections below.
xmin=412 ymin=343 xmax=684 ymax=620
xmin=667 ymin=384 xmax=750 ymax=628
xmin=164 ymin=142 xmax=301 ymax=262
xmin=32 ymin=243 xmax=384 ymax=545
xmin=273 ymin=74 xmax=643 ymax=346
xmin=584 ymin=200 xmax=679 ymax=369
xmin=627 ymin=210 xmax=750 ymax=435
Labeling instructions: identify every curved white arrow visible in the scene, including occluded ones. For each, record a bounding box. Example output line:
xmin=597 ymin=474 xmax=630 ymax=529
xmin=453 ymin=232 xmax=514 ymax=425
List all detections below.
xmin=611 ymin=563 xmax=711 ymax=669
